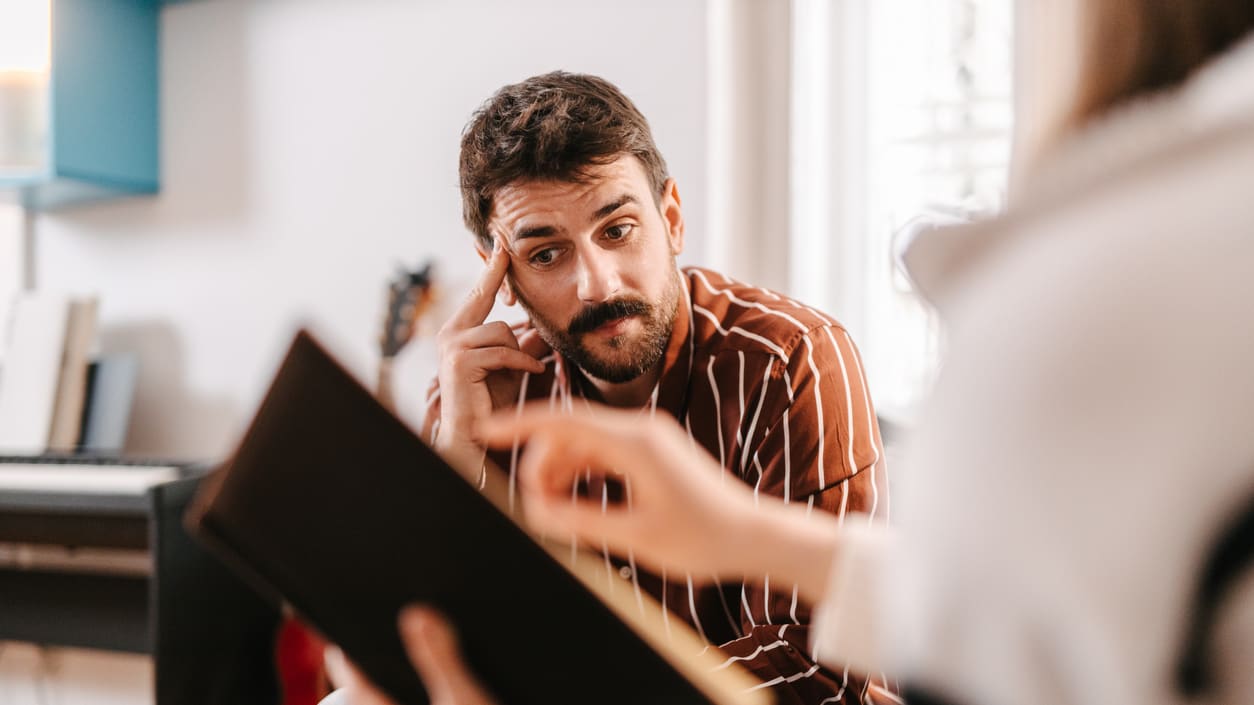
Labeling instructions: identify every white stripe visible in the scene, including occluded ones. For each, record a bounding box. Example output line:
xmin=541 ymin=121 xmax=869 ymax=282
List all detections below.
xmin=740 ymin=583 xmax=758 ymax=628
xmin=680 ymin=269 xmax=696 ymax=383
xmin=763 ymin=573 xmax=773 ymax=625
xmin=507 ymin=370 xmax=532 ymax=514
xmin=836 ymin=330 xmax=879 ymax=471
xmin=802 ymin=335 xmax=827 ymax=489
xmin=829 ymin=331 xmax=858 ymax=479
xmin=707 ymin=358 xmax=726 ymax=471
xmin=741 ymin=276 xmax=840 ymax=328
xmin=870 ymin=685 xmax=906 ymax=704
xmin=739 ymin=365 xmax=773 ymax=476
xmin=422 ymin=388 xmax=441 ymax=439
xmin=623 ymin=477 xmax=646 ymax=616
xmin=661 ymin=568 xmax=673 ymax=641
xmin=692 ymin=304 xmax=789 ymax=360
xmin=824 ymin=327 xmax=859 ymax=495
xmin=562 ymin=350 xmax=576 ymax=566
xmin=686 ymin=573 xmax=708 ymax=643
xmin=735 ymin=351 xmax=747 ymax=460
xmin=838 ymin=476 xmax=849 ymax=524
xmin=752 ymin=451 xmax=767 ymax=507
xmin=782 ymin=406 xmax=792 ymax=499
xmin=835 ymin=328 xmax=884 ymax=524
xmin=743 ymin=278 xmax=840 ymax=327
xmin=711 ymin=576 xmax=742 ymax=638
xmin=554 ymin=356 xmax=564 ymax=406
xmin=712 ymin=639 xmax=789 ymax=670
xmin=569 ymin=466 xmax=579 ymax=566
xmin=781 ymin=370 xmax=794 ymax=504
xmin=818 ymin=690 xmax=848 ymax=705
xmin=601 ymin=482 xmax=615 ymax=596
xmin=691 ymin=269 xmax=810 ymax=332
xmin=755 ymin=285 xmax=783 ymax=301
xmin=789 ymin=583 xmax=801 ymax=625
xmin=745 ymin=663 xmax=822 ymax=692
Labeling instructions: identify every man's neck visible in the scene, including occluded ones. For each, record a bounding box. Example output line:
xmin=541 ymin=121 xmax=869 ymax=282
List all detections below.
xmin=579 ymin=359 xmax=665 ymax=408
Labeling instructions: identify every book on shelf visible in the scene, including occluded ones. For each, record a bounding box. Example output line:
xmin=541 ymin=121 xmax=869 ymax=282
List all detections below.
xmin=0 ymin=293 xmax=98 ymax=454
xmin=77 ymin=353 xmax=140 ymax=453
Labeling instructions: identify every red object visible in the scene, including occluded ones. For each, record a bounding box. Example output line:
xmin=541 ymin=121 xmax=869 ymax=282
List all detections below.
xmin=276 ymin=616 xmax=330 ymax=705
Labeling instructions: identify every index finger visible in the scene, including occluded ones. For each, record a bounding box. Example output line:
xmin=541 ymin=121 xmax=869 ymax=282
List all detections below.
xmin=479 ymin=405 xmax=656 ymax=472
xmin=447 ymin=237 xmax=511 ymax=330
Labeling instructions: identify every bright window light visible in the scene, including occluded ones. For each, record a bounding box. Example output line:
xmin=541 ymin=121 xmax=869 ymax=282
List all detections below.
xmin=0 ymin=0 xmax=52 ymax=74
xmin=0 ymin=0 xmax=52 ymax=174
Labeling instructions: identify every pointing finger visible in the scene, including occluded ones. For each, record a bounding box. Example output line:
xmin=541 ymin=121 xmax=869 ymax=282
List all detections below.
xmin=447 ymin=237 xmax=511 ymax=330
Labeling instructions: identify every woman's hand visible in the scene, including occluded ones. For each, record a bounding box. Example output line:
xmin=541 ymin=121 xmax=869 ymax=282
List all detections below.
xmin=479 ymin=405 xmax=761 ymax=579
xmin=326 ymin=608 xmax=499 ymax=705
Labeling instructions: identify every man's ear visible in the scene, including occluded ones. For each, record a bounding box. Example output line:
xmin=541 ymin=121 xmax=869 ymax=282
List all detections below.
xmin=475 ymin=239 xmax=517 ymax=306
xmin=660 ymin=178 xmax=685 ymax=256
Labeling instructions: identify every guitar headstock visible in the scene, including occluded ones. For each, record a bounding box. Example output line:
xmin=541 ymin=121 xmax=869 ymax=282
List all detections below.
xmin=380 ymin=262 xmax=436 ymax=360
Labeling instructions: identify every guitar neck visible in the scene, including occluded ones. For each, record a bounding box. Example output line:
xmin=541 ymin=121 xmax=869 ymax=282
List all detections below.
xmin=376 ymin=356 xmax=397 ymax=413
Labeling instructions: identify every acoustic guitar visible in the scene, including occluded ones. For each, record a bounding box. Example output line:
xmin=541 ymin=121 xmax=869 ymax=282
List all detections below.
xmin=377 ymin=263 xmax=437 ymax=412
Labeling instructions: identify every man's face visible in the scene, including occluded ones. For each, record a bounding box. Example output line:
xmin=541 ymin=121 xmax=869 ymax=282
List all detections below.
xmin=485 ymin=156 xmax=685 ymax=384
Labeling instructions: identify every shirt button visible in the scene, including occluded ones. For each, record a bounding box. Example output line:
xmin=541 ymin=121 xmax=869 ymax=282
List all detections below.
xmin=619 ymin=566 xmax=634 ymax=579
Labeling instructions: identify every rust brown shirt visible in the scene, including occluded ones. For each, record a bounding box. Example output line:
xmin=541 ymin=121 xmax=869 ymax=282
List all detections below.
xmin=422 ymin=267 xmax=893 ymax=704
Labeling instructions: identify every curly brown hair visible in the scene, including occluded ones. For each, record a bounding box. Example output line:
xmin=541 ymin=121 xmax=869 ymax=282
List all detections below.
xmin=459 ymin=72 xmax=670 ymax=248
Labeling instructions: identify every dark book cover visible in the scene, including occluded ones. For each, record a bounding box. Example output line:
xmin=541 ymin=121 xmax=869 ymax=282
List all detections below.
xmin=185 ymin=330 xmax=768 ymax=705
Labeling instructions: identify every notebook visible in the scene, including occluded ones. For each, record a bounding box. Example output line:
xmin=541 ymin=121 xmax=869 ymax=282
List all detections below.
xmin=185 ymin=330 xmax=770 ymax=705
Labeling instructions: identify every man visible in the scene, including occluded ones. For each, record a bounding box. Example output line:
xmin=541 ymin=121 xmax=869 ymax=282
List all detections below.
xmin=421 ymin=71 xmax=890 ymax=705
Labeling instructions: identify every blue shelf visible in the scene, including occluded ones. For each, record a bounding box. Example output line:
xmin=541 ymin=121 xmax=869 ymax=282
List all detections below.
xmin=0 ymin=0 xmax=160 ymax=210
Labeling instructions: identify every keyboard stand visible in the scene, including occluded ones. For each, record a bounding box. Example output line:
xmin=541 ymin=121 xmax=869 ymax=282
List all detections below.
xmin=0 ymin=462 xmax=282 ymax=704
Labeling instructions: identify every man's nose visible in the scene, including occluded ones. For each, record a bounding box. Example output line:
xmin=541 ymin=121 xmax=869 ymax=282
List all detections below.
xmin=575 ymin=247 xmax=623 ymax=303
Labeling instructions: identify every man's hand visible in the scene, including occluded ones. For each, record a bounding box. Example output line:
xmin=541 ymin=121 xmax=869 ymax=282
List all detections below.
xmin=435 ymin=239 xmax=546 ymax=459
xmin=326 ymin=607 xmax=499 ymax=705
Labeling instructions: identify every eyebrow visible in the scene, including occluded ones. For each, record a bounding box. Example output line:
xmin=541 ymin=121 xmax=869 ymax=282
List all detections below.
xmin=592 ymin=194 xmax=638 ymax=221
xmin=513 ymin=224 xmax=558 ymax=242
xmin=511 ymin=194 xmax=639 ymax=242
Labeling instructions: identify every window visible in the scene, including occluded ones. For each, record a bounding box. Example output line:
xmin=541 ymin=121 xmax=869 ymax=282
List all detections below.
xmin=792 ymin=0 xmax=1015 ymax=415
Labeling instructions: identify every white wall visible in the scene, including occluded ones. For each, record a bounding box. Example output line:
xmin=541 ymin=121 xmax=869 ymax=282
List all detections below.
xmin=7 ymin=1 xmax=707 ymax=702
xmin=33 ymin=0 xmax=708 ymax=459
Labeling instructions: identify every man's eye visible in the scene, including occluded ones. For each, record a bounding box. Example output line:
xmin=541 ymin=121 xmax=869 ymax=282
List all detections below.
xmin=530 ymin=248 xmax=559 ymax=266
xmin=605 ymin=223 xmax=633 ymax=241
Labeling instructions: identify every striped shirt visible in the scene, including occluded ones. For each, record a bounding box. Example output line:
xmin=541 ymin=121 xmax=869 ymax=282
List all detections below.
xmin=422 ymin=266 xmax=893 ymax=705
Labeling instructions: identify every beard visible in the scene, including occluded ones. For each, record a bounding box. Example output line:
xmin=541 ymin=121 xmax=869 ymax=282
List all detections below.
xmin=514 ymin=268 xmax=681 ymax=384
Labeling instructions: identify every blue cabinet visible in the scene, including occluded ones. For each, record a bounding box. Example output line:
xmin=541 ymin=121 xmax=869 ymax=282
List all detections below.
xmin=0 ymin=0 xmax=160 ymax=210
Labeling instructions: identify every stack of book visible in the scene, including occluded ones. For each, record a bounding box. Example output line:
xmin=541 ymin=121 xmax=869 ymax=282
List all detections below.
xmin=0 ymin=293 xmax=137 ymax=454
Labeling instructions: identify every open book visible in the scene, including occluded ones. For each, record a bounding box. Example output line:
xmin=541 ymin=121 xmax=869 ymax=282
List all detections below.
xmin=186 ymin=330 xmax=770 ymax=705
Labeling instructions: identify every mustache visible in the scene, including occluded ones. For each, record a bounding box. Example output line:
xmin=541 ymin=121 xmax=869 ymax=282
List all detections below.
xmin=568 ymin=298 xmax=652 ymax=335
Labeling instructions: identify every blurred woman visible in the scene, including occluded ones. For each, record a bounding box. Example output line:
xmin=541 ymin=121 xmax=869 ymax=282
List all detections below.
xmin=340 ymin=1 xmax=1254 ymax=703
xmin=488 ymin=2 xmax=1254 ymax=704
